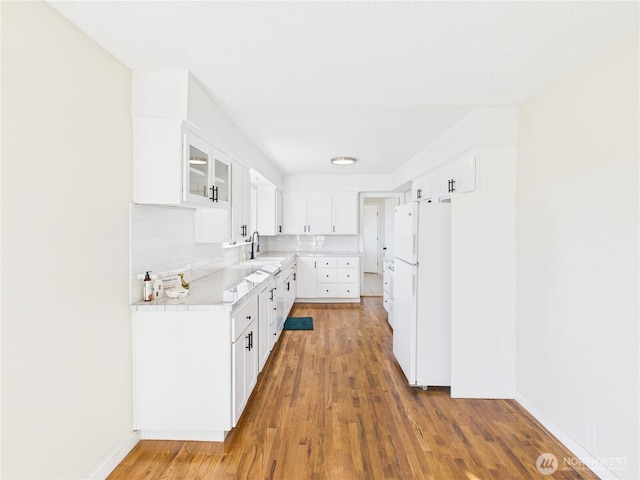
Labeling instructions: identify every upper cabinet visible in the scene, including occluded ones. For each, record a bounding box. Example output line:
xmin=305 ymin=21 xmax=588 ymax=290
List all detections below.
xmin=282 ymin=193 xmax=330 ymax=235
xmin=185 ymin=126 xmax=231 ymax=208
xmin=410 ymin=153 xmax=476 ymax=203
xmin=412 ymin=172 xmax=435 ymax=203
xmin=231 ymin=162 xmax=251 ymax=241
xmin=133 ymin=119 xmax=230 ymax=209
xmin=437 ymin=154 xmax=476 ymax=201
xmin=255 ymin=186 xmax=282 ymax=236
xmin=331 ymin=192 xmax=358 ymax=234
xmin=282 ymin=192 xmax=358 ymax=235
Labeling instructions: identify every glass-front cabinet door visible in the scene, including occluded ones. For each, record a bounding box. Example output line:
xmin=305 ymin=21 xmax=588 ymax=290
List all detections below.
xmin=213 ymin=155 xmax=230 ymax=204
xmin=188 ymin=143 xmax=210 ymax=200
xmin=183 ymin=125 xmax=230 ymax=208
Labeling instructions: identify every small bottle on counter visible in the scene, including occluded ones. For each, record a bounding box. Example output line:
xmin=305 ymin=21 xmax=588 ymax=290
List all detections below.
xmin=143 ymin=271 xmax=153 ymax=301
xmin=153 ymin=276 xmax=163 ymax=299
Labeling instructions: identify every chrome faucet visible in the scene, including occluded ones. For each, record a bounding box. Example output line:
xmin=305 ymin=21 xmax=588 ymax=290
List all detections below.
xmin=250 ymin=231 xmax=260 ymax=260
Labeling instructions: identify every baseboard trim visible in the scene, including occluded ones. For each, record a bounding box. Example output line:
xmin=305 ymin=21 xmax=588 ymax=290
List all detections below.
xmin=515 ymin=392 xmax=619 ymax=480
xmin=140 ymin=429 xmax=227 ymax=441
xmin=89 ymin=430 xmax=141 ymax=480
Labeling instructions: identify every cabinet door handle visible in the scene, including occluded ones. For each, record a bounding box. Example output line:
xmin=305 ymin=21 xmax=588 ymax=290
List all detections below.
xmin=417 ymin=188 xmax=422 ymax=199
xmin=278 ymin=225 xmax=282 ymax=233
xmin=210 ymin=185 xmax=219 ymax=202
xmin=332 ymin=225 xmax=335 ymax=233
xmin=451 ymin=179 xmax=456 ymax=192
xmin=308 ymin=225 xmax=311 ymax=233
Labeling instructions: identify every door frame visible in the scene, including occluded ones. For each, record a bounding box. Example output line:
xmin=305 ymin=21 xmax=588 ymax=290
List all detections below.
xmin=358 ymin=192 xmax=404 ymax=287
xmin=363 ymin=203 xmax=380 ymax=274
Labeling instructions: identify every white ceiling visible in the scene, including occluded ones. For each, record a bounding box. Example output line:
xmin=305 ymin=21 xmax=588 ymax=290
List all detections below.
xmin=50 ymin=1 xmax=639 ymax=176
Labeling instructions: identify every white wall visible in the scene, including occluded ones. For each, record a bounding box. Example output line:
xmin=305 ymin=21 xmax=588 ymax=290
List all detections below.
xmin=187 ymin=75 xmax=282 ymax=188
xmin=1 ymin=2 xmax=134 ymax=478
xmin=282 ymin=174 xmax=391 ymax=193
xmin=517 ymin=36 xmax=639 ymax=479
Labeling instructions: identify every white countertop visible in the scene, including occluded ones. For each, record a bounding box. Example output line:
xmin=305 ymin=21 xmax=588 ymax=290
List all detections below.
xmin=131 ymin=251 xmax=360 ymax=312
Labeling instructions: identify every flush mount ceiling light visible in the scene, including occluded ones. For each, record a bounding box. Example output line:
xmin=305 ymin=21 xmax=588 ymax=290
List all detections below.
xmin=331 ymin=156 xmax=357 ymax=165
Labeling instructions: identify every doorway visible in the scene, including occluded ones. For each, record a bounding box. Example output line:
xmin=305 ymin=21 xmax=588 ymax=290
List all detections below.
xmin=363 ymin=204 xmax=379 ymax=273
xmin=358 ymin=192 xmax=404 ymax=297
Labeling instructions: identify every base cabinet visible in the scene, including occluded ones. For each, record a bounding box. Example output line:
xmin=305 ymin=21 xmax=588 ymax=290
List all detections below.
xmin=258 ymin=280 xmax=276 ymax=372
xmin=232 ymin=299 xmax=258 ymax=425
xmin=133 ymin=310 xmax=233 ymax=440
xmin=133 ymin=297 xmax=260 ymax=441
xmin=383 ymin=259 xmax=394 ymax=327
xmin=296 ymin=256 xmax=360 ymax=302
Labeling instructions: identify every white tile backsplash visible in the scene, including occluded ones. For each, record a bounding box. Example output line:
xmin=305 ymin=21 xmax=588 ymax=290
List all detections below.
xmin=130 ymin=204 xmax=359 ymax=303
xmin=130 ymin=204 xmax=250 ymax=303
xmin=263 ymin=235 xmax=358 ymax=253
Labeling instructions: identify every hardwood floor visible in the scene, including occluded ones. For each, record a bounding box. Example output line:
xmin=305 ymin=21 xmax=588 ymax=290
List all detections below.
xmin=108 ymin=298 xmax=598 ymax=479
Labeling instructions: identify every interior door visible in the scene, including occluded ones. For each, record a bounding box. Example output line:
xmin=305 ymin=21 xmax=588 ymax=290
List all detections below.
xmin=384 ymin=197 xmax=399 ymax=259
xmin=363 ymin=204 xmax=379 ymax=273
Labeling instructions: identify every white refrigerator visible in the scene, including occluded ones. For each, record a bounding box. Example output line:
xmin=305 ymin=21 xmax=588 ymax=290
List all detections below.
xmin=393 ymin=201 xmax=451 ymax=388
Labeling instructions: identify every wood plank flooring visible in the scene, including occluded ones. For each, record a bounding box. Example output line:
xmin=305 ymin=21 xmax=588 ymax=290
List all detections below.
xmin=108 ymin=298 xmax=598 ymax=479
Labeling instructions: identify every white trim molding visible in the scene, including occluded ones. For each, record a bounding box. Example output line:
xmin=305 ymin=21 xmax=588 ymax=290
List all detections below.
xmin=516 ymin=393 xmax=620 ymax=480
xmin=89 ymin=430 xmax=141 ymax=480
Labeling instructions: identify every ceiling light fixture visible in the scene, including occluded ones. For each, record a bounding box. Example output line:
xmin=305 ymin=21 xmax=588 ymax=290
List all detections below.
xmin=331 ymin=156 xmax=357 ymax=165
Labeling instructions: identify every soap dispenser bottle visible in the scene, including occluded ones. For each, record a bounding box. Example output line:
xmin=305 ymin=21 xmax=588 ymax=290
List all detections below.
xmin=143 ymin=271 xmax=153 ymax=301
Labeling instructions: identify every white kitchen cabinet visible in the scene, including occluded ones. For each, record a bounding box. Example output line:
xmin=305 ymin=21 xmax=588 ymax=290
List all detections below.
xmin=256 ymin=186 xmax=280 ymax=236
xmin=258 ymin=280 xmax=276 ymax=372
xmin=282 ymin=193 xmax=307 ymax=235
xmin=133 ymin=310 xmax=233 ymax=441
xmin=283 ymin=262 xmax=297 ymax=314
xmin=232 ymin=298 xmax=258 ymax=425
xmin=296 ymin=257 xmax=317 ymax=298
xmin=412 ymin=172 xmax=435 ymax=202
xmin=282 ymin=193 xmax=332 ymax=235
xmin=296 ymin=256 xmax=360 ymax=301
xmin=331 ymin=192 xmax=359 ymax=234
xmin=383 ymin=259 xmax=394 ymax=327
xmin=438 ymin=154 xmax=476 ymax=201
xmin=337 ymin=257 xmax=359 ymax=298
xmin=255 ymin=187 xmax=283 ymax=236
xmin=316 ymin=257 xmax=338 ymax=298
xmin=231 ymin=162 xmax=251 ymax=241
xmin=132 ymin=296 xmax=262 ymax=441
xmin=282 ymin=192 xmax=356 ymax=235
xmin=195 ymin=208 xmax=229 ymax=244
xmin=306 ymin=194 xmax=332 ymax=234
xmin=133 ymin=118 xmax=231 ymax=209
